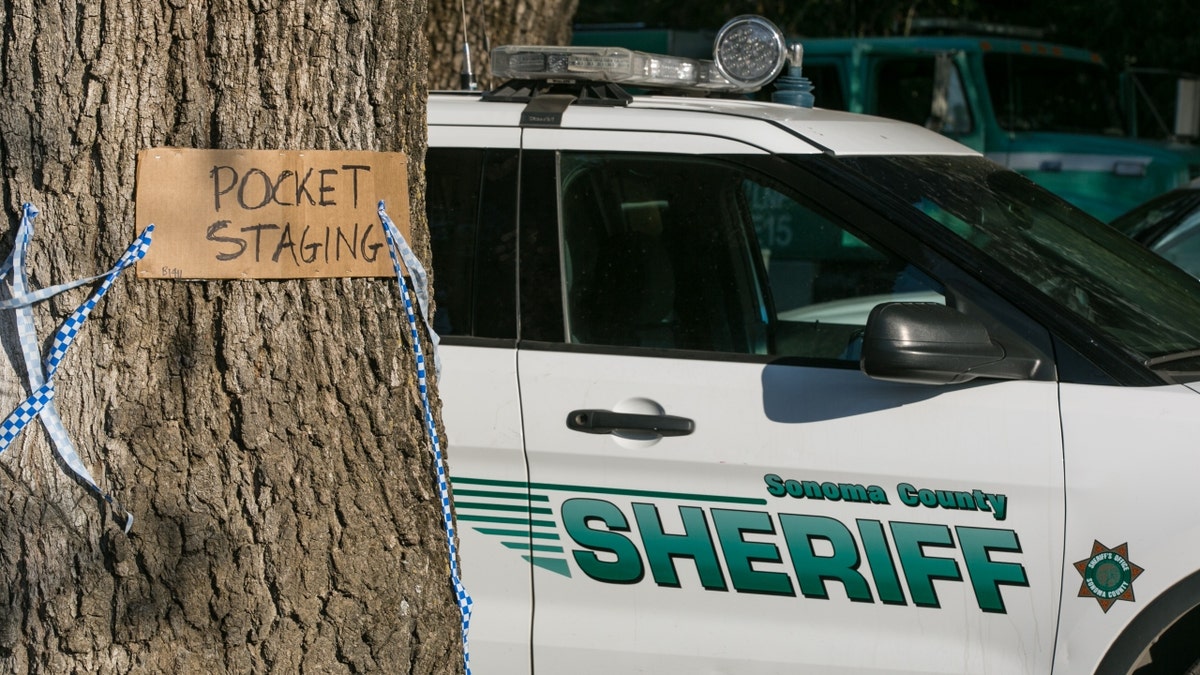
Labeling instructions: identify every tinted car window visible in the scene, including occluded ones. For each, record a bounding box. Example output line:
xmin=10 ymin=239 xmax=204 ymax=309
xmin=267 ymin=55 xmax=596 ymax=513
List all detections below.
xmin=518 ymin=150 xmax=567 ymax=343
xmin=554 ymin=152 xmax=939 ymax=360
xmin=426 ymin=148 xmax=518 ymax=339
xmin=559 ymin=153 xmax=768 ymax=353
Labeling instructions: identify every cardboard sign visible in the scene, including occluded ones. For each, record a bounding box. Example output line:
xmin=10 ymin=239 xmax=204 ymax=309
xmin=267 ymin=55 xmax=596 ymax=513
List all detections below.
xmin=135 ymin=148 xmax=409 ymax=279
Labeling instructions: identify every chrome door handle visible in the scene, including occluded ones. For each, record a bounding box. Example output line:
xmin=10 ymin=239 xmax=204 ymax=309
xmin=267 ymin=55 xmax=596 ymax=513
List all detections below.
xmin=566 ymin=409 xmax=694 ymax=436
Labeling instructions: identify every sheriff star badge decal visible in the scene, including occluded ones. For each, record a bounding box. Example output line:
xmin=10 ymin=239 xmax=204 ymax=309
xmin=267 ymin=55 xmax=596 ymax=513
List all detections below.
xmin=1074 ymin=541 xmax=1144 ymax=613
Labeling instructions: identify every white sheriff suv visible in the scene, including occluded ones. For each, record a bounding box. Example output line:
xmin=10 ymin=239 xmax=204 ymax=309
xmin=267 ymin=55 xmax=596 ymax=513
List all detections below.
xmin=425 ymin=16 xmax=1200 ymax=675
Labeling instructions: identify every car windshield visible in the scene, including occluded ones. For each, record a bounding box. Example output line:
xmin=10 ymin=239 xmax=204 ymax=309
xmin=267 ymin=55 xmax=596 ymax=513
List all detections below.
xmin=839 ymin=155 xmax=1200 ymax=368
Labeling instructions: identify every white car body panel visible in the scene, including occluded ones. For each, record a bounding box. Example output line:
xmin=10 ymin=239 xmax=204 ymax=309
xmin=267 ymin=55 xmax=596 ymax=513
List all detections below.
xmin=427 ymin=124 xmax=520 ymax=148
xmin=518 ymin=351 xmax=1063 ymax=674
xmin=428 ymin=95 xmax=978 ymax=159
xmin=438 ymin=344 xmax=531 ymax=672
xmin=424 ymin=86 xmax=1200 ymax=674
xmin=1054 ymin=382 xmax=1200 ymax=673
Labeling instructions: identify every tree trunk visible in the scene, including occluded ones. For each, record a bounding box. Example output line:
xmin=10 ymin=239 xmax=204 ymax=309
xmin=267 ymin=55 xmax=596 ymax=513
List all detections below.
xmin=426 ymin=0 xmax=580 ymax=91
xmin=0 ymin=1 xmax=464 ymax=673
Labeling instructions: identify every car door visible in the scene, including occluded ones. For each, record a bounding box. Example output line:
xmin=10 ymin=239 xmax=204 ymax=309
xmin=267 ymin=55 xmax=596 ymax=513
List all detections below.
xmin=513 ymin=128 xmax=1066 ymax=673
xmin=425 ymin=126 xmax=532 ymax=673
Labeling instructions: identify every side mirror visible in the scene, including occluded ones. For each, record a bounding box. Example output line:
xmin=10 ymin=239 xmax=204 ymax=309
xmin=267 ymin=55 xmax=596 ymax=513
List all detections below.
xmin=860 ymin=302 xmax=1032 ymax=385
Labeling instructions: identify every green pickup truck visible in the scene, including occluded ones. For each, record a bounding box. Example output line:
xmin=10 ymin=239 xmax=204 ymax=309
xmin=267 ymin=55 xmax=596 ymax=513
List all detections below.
xmin=575 ymin=23 xmax=1200 ymax=221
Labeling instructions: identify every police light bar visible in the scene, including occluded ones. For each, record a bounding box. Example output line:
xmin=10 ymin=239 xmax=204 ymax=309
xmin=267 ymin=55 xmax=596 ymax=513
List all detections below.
xmin=490 ymin=15 xmax=787 ymax=94
xmin=490 ymin=45 xmax=712 ymax=88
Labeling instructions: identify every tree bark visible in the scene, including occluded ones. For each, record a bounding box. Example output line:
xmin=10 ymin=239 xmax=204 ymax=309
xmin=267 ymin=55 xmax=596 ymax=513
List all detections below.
xmin=426 ymin=0 xmax=580 ymax=91
xmin=0 ymin=1 xmax=463 ymax=672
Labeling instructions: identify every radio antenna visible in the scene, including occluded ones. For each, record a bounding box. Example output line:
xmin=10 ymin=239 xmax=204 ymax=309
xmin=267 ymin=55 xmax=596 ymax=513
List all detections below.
xmin=459 ymin=0 xmax=478 ymax=91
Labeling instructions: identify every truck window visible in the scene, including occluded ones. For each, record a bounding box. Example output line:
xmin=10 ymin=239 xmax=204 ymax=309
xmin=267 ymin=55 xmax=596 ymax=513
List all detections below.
xmin=803 ymin=63 xmax=846 ymax=111
xmin=875 ymin=56 xmax=972 ymax=135
xmin=984 ymin=53 xmax=1124 ymax=135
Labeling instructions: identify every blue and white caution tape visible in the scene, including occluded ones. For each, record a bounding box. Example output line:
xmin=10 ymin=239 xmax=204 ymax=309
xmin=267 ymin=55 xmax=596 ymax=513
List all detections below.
xmin=378 ymin=201 xmax=471 ymax=674
xmin=0 ymin=203 xmax=153 ymax=534
xmin=381 ymin=203 xmax=441 ymax=377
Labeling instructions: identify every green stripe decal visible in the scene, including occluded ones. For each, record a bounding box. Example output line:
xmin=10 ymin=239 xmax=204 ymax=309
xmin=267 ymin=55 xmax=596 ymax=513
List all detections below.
xmin=503 ymin=542 xmax=565 ymax=553
xmin=451 ymin=487 xmax=549 ymax=499
xmin=453 ymin=488 xmax=549 ymax=502
xmin=527 ymin=556 xmax=571 ymax=577
xmin=458 ymin=515 xmax=556 ymax=527
xmin=474 ymin=527 xmax=561 ymax=540
xmin=451 ymin=477 xmax=765 ymax=505
xmin=455 ymin=501 xmax=552 ymax=514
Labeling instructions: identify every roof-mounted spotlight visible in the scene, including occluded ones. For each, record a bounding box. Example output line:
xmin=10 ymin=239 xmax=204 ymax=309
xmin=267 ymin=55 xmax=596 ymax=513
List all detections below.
xmin=711 ymin=15 xmax=787 ymax=91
